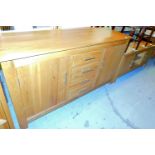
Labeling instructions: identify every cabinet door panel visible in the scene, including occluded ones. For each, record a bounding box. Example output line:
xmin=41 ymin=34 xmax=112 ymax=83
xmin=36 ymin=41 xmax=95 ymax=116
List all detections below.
xmin=96 ymin=44 xmax=127 ymax=86
xmin=2 ymin=54 xmax=69 ymax=128
xmin=13 ymin=55 xmax=59 ymax=118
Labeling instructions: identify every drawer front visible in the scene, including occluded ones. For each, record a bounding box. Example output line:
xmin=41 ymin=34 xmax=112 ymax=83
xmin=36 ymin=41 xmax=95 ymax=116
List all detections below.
xmin=70 ymin=74 xmax=95 ymax=87
xmin=70 ymin=62 xmax=99 ymax=86
xmin=71 ymin=51 xmax=101 ymax=67
xmin=67 ymin=83 xmax=92 ymax=100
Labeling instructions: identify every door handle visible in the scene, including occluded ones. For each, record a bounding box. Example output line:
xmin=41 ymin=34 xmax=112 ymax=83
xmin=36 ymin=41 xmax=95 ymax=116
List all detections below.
xmin=82 ymin=68 xmax=93 ymax=73
xmin=80 ymin=79 xmax=90 ymax=85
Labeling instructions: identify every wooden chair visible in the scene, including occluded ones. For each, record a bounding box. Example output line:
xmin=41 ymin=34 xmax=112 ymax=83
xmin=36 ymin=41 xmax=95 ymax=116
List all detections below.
xmin=0 ymin=26 xmax=12 ymax=31
xmin=120 ymin=26 xmax=153 ymax=50
xmin=142 ymin=26 xmax=155 ymax=46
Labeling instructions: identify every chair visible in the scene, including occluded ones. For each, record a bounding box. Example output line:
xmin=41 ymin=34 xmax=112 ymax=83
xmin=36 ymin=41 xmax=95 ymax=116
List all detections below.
xmin=0 ymin=26 xmax=13 ymax=31
xmin=119 ymin=26 xmax=155 ymax=50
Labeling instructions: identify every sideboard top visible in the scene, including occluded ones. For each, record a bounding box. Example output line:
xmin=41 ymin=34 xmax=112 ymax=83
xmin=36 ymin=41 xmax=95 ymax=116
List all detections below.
xmin=0 ymin=27 xmax=130 ymax=62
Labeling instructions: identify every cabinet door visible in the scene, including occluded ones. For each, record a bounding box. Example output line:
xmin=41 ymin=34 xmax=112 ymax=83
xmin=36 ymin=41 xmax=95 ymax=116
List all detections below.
xmin=14 ymin=55 xmax=59 ymax=119
xmin=96 ymin=43 xmax=127 ymax=86
xmin=1 ymin=54 xmax=69 ymax=128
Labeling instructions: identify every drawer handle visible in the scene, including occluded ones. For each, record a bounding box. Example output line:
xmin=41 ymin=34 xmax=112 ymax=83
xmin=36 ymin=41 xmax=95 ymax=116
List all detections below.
xmin=80 ymin=79 xmax=90 ymax=85
xmin=84 ymin=57 xmax=95 ymax=61
xmin=82 ymin=68 xmax=93 ymax=73
xmin=79 ymin=88 xmax=89 ymax=95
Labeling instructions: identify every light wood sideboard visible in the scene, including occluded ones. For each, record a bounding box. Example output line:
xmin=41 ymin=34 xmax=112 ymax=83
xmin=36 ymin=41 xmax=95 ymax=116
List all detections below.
xmin=0 ymin=28 xmax=132 ymax=128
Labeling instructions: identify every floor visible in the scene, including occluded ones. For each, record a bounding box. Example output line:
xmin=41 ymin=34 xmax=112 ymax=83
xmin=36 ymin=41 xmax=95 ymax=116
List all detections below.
xmin=1 ymin=59 xmax=155 ymax=129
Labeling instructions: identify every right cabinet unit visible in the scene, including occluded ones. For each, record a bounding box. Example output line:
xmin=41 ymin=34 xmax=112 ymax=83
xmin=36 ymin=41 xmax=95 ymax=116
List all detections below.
xmin=96 ymin=42 xmax=128 ymax=87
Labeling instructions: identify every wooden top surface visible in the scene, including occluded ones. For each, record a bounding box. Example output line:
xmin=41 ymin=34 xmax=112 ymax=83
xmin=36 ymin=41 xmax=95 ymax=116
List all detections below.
xmin=0 ymin=27 xmax=130 ymax=62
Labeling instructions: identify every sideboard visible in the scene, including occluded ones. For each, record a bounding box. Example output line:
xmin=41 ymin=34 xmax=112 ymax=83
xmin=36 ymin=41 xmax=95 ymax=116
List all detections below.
xmin=0 ymin=28 xmax=142 ymax=128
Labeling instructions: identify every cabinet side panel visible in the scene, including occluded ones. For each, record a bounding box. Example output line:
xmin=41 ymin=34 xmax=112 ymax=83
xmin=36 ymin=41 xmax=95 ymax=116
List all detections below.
xmin=0 ymin=83 xmax=14 ymax=128
xmin=0 ymin=103 xmax=9 ymax=129
xmin=96 ymin=43 xmax=127 ymax=86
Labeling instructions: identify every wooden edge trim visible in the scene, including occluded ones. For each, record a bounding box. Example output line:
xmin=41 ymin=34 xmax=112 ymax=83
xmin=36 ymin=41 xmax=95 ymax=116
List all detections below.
xmin=1 ymin=61 xmax=28 ymax=128
xmin=0 ymin=83 xmax=14 ymax=128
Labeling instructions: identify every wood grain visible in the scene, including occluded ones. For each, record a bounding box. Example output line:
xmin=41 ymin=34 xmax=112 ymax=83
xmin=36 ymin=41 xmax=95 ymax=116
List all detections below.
xmin=0 ymin=83 xmax=14 ymax=128
xmin=0 ymin=28 xmax=133 ymax=128
xmin=12 ymin=55 xmax=59 ymax=118
xmin=0 ymin=28 xmax=130 ymax=62
xmin=1 ymin=61 xmax=28 ymax=128
xmin=117 ymin=45 xmax=155 ymax=76
xmin=0 ymin=105 xmax=9 ymax=129
xmin=96 ymin=43 xmax=127 ymax=86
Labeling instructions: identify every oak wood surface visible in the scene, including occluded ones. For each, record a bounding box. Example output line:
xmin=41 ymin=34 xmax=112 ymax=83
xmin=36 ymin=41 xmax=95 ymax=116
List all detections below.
xmin=1 ymin=61 xmax=28 ymax=128
xmin=0 ymin=27 xmax=130 ymax=62
xmin=0 ymin=83 xmax=14 ymax=129
xmin=0 ymin=28 xmax=132 ymax=128
xmin=118 ymin=45 xmax=155 ymax=76
xmin=0 ymin=104 xmax=9 ymax=128
xmin=1 ymin=41 xmax=130 ymax=128
xmin=1 ymin=54 xmax=70 ymax=128
xmin=96 ymin=43 xmax=127 ymax=86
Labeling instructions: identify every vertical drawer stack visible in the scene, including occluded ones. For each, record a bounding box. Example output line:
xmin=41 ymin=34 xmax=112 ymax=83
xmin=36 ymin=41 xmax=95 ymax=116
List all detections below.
xmin=67 ymin=50 xmax=102 ymax=100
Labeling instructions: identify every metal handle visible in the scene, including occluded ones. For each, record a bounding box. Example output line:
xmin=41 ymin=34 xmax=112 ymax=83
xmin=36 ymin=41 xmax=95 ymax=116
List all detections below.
xmin=80 ymin=79 xmax=90 ymax=85
xmin=82 ymin=68 xmax=93 ymax=73
xmin=79 ymin=88 xmax=88 ymax=95
xmin=84 ymin=57 xmax=95 ymax=61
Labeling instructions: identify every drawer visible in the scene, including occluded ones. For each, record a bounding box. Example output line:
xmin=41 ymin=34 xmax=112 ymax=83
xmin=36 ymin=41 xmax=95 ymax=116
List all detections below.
xmin=72 ymin=51 xmax=101 ymax=67
xmin=68 ymin=83 xmax=92 ymax=100
xmin=70 ymin=75 xmax=95 ymax=87
xmin=70 ymin=62 xmax=99 ymax=86
xmin=70 ymin=77 xmax=94 ymax=88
